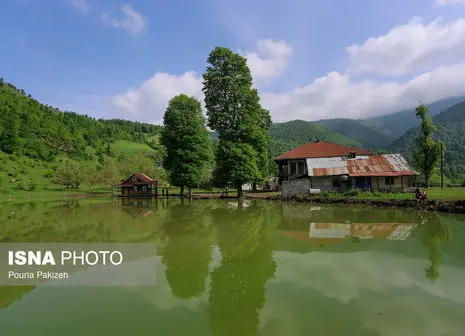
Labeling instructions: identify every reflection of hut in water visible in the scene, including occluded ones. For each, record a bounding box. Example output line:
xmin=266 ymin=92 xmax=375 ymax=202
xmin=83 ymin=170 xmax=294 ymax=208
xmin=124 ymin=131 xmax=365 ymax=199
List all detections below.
xmin=120 ymin=197 xmax=155 ymax=218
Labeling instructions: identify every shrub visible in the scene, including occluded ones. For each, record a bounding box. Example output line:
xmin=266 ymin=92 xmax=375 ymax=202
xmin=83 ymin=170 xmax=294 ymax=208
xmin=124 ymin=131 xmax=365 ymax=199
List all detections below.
xmin=343 ymin=189 xmax=359 ymax=197
xmin=43 ymin=170 xmax=54 ymax=178
xmin=29 ymin=181 xmax=38 ymax=191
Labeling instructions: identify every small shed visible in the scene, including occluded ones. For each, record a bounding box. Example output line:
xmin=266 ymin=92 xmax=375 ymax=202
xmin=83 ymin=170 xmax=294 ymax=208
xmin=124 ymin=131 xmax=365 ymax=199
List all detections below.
xmin=113 ymin=173 xmax=157 ymax=197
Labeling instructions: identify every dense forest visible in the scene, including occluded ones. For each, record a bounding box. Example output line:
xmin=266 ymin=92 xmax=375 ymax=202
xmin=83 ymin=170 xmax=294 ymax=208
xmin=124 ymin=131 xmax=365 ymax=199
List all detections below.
xmin=0 ymin=77 xmax=464 ymax=191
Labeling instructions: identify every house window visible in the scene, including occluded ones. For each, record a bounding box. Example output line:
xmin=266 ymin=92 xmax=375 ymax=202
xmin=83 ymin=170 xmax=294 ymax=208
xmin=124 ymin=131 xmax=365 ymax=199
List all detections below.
xmin=333 ymin=178 xmax=341 ymax=187
xmin=298 ymin=161 xmax=305 ymax=174
xmin=348 ymin=152 xmax=356 ymax=159
xmin=385 ymin=176 xmax=394 ymax=185
xmin=142 ymin=185 xmax=147 ymax=192
xmin=132 ymin=176 xmax=137 ymax=182
xmin=290 ymin=162 xmax=297 ymax=175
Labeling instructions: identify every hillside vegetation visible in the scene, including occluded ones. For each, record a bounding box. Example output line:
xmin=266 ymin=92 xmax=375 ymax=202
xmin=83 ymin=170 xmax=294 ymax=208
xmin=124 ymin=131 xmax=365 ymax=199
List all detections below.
xmin=315 ymin=118 xmax=395 ymax=149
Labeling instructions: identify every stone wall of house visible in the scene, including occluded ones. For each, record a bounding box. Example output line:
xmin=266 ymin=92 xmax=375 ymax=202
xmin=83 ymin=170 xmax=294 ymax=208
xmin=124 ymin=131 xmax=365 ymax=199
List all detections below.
xmin=282 ymin=178 xmax=311 ymax=197
xmin=310 ymin=176 xmax=338 ymax=191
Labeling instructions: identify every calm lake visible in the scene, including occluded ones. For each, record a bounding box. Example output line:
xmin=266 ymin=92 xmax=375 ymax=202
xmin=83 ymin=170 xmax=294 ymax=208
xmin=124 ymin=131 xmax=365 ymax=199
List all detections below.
xmin=1 ymin=198 xmax=465 ymax=335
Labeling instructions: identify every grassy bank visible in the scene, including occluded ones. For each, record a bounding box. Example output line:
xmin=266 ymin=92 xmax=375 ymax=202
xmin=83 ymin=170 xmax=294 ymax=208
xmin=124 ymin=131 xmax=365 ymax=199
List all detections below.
xmin=292 ymin=187 xmax=465 ymax=201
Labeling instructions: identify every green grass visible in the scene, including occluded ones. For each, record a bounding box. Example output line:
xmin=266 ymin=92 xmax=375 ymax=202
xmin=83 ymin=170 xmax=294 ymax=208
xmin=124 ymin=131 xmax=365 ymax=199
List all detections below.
xmin=110 ymin=140 xmax=156 ymax=156
xmin=298 ymin=187 xmax=465 ymax=201
xmin=0 ymin=185 xmax=113 ymax=204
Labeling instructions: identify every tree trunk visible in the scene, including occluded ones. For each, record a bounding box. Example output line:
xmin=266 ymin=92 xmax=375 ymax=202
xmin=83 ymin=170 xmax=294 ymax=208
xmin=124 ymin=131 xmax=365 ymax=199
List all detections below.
xmin=188 ymin=187 xmax=192 ymax=198
xmin=252 ymin=182 xmax=257 ymax=192
xmin=237 ymin=182 xmax=243 ymax=198
xmin=180 ymin=185 xmax=184 ymax=197
xmin=425 ymin=175 xmax=430 ymax=188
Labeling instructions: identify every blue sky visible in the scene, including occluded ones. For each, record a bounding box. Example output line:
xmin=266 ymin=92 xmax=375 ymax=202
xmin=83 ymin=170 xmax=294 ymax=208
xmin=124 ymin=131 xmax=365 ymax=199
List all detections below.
xmin=2 ymin=0 xmax=465 ymax=123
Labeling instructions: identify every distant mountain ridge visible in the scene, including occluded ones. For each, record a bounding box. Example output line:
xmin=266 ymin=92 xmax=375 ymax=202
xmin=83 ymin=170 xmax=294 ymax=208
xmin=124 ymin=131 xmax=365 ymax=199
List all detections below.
xmin=311 ymin=96 xmax=465 ymax=150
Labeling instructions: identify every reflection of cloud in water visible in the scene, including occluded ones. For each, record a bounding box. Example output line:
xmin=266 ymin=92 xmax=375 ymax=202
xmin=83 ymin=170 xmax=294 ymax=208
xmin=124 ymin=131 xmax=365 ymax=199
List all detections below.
xmin=258 ymin=251 xmax=465 ymax=336
xmin=272 ymin=251 xmax=465 ymax=304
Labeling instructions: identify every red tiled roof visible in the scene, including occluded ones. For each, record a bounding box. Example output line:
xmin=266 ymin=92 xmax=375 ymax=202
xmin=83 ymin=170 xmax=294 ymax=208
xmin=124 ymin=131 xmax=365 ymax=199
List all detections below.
xmin=275 ymin=141 xmax=372 ymax=160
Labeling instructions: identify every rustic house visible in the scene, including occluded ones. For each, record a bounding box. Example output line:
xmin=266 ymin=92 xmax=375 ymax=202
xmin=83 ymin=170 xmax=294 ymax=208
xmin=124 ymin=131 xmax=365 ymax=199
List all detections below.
xmin=275 ymin=141 xmax=418 ymax=196
xmin=113 ymin=173 xmax=158 ymax=197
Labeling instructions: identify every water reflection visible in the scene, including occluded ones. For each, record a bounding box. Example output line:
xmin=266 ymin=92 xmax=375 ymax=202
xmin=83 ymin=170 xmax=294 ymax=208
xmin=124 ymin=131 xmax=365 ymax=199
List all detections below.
xmin=419 ymin=212 xmax=452 ymax=282
xmin=209 ymin=201 xmax=277 ymax=336
xmin=0 ymin=199 xmax=464 ymax=335
xmin=161 ymin=199 xmax=214 ymax=299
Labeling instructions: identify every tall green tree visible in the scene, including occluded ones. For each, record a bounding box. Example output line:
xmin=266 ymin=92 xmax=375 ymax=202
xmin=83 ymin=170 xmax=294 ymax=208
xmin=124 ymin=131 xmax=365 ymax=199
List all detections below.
xmin=161 ymin=94 xmax=213 ymax=195
xmin=412 ymin=104 xmax=443 ymax=187
xmin=202 ymin=47 xmax=272 ymax=197
xmin=1 ymin=106 xmax=20 ymax=154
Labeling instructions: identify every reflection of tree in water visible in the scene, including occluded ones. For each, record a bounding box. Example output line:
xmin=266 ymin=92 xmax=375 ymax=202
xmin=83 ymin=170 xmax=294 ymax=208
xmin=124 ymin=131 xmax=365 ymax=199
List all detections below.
xmin=161 ymin=201 xmax=213 ymax=299
xmin=0 ymin=286 xmax=35 ymax=308
xmin=208 ymin=201 xmax=277 ymax=336
xmin=419 ymin=212 xmax=452 ymax=282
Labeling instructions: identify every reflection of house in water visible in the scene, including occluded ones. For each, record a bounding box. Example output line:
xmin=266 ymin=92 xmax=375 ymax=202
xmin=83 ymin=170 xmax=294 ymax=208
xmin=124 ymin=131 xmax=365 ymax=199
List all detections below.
xmin=310 ymin=223 xmax=415 ymax=240
xmin=280 ymin=222 xmax=416 ymax=245
xmin=278 ymin=203 xmax=418 ymax=245
xmin=120 ymin=197 xmax=156 ymax=218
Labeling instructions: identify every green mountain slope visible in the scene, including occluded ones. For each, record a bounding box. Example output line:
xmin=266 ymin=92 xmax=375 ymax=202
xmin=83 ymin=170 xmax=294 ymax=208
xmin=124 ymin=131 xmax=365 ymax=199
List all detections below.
xmin=390 ymin=101 xmax=465 ymax=180
xmin=363 ymin=96 xmax=465 ymax=139
xmin=315 ymin=118 xmax=395 ymax=149
xmin=269 ymin=120 xmax=363 ymax=158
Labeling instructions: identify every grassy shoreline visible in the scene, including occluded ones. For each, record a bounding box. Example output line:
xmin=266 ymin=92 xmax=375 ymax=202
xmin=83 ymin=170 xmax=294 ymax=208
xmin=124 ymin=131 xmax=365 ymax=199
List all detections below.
xmin=1 ymin=185 xmax=464 ymax=205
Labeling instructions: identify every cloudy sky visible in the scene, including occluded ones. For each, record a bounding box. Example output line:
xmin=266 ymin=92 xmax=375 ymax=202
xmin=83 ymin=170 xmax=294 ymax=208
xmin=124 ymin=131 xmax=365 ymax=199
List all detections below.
xmin=2 ymin=0 xmax=465 ymax=124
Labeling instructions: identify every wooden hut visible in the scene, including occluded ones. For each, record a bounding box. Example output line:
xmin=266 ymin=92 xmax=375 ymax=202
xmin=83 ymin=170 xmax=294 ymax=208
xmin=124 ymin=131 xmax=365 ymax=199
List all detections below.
xmin=113 ymin=173 xmax=158 ymax=197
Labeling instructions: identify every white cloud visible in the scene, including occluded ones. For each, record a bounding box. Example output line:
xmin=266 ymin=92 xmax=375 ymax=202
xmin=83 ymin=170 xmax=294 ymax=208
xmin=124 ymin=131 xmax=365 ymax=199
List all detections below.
xmin=111 ymin=60 xmax=465 ymax=124
xmin=111 ymin=16 xmax=465 ymax=123
xmin=101 ymin=4 xmax=147 ymax=36
xmin=112 ymin=72 xmax=202 ymax=122
xmin=435 ymin=0 xmax=465 ymax=6
xmin=241 ymin=40 xmax=293 ymax=80
xmin=262 ymin=62 xmax=465 ymax=122
xmin=347 ymin=17 xmax=465 ymax=76
xmin=65 ymin=0 xmax=89 ymax=14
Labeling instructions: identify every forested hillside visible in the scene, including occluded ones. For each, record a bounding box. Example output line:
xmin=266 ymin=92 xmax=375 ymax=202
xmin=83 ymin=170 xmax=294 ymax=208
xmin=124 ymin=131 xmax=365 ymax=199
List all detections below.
xmin=391 ymin=101 xmax=465 ymax=181
xmin=315 ymin=118 xmax=395 ymax=149
xmin=0 ymin=79 xmax=166 ymax=191
xmin=269 ymin=120 xmax=362 ymax=158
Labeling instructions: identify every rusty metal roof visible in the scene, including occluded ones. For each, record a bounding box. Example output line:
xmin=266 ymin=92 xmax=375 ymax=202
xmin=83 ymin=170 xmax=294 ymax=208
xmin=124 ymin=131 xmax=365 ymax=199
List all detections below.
xmin=306 ymin=154 xmax=418 ymax=177
xmin=348 ymin=154 xmax=417 ymax=177
xmin=275 ymin=141 xmax=372 ymax=160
